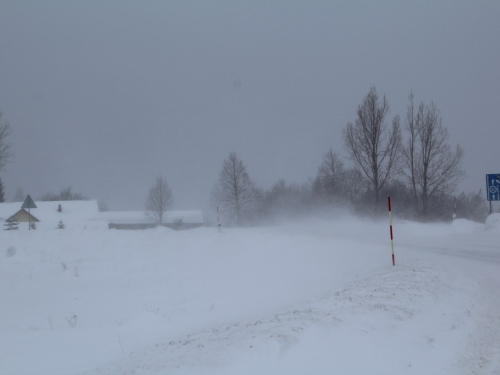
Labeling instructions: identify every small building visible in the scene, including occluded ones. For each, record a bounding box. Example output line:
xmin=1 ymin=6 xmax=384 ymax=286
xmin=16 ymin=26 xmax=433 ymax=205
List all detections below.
xmin=0 ymin=200 xmax=101 ymax=230
xmin=100 ymin=210 xmax=205 ymax=230
xmin=9 ymin=208 xmax=40 ymax=223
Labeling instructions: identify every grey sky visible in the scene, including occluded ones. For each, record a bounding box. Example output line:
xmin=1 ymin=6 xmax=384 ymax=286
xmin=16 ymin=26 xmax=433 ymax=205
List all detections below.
xmin=0 ymin=1 xmax=499 ymax=211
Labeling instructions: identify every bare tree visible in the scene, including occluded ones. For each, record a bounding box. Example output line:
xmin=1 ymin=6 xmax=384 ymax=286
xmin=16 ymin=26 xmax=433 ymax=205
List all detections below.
xmin=0 ymin=111 xmax=13 ymax=171
xmin=261 ymin=179 xmax=309 ymax=221
xmin=211 ymin=152 xmax=256 ymax=226
xmin=342 ymin=168 xmax=366 ymax=204
xmin=0 ymin=177 xmax=5 ymax=203
xmin=402 ymin=99 xmax=465 ymax=219
xmin=313 ymin=149 xmax=344 ymax=202
xmin=145 ymin=175 xmax=173 ymax=224
xmin=343 ymin=87 xmax=401 ymax=209
xmin=98 ymin=199 xmax=109 ymax=212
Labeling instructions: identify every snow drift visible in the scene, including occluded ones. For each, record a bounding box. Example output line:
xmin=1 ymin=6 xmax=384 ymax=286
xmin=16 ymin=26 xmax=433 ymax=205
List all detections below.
xmin=1 ymin=215 xmax=500 ymax=374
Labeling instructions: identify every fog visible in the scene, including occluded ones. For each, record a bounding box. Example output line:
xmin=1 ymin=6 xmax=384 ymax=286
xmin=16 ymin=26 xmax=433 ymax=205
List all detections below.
xmin=0 ymin=1 xmax=499 ymax=211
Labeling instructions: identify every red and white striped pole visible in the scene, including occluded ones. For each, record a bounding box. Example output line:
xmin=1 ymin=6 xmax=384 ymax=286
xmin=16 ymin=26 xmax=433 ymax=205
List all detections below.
xmin=217 ymin=206 xmax=221 ymax=232
xmin=388 ymin=197 xmax=395 ymax=266
xmin=453 ymin=197 xmax=457 ymax=220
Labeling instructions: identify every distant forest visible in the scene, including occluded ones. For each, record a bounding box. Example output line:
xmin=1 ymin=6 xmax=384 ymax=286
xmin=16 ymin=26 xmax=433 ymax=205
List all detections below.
xmin=209 ymin=88 xmax=490 ymax=226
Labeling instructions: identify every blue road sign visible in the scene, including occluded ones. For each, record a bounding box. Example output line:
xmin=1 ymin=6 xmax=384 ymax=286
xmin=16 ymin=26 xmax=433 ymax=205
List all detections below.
xmin=486 ymin=174 xmax=500 ymax=201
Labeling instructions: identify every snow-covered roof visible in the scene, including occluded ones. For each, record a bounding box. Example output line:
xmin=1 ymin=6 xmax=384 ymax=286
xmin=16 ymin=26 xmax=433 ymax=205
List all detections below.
xmin=0 ymin=200 xmax=100 ymax=229
xmin=0 ymin=202 xmax=29 ymax=222
xmin=99 ymin=210 xmax=204 ymax=224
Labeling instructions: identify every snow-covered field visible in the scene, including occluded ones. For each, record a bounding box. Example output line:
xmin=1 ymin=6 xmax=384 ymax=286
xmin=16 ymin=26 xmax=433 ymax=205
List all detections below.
xmin=1 ymin=214 xmax=500 ymax=375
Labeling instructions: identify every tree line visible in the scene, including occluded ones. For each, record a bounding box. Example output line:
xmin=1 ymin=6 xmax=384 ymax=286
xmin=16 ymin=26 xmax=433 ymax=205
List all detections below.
xmin=0 ymin=111 xmax=12 ymax=203
xmin=0 ymin=88 xmax=492 ymax=224
xmin=208 ymin=87 xmax=486 ymax=226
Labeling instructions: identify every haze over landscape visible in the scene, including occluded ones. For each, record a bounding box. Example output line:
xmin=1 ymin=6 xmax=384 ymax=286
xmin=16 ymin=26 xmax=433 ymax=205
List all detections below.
xmin=2 ymin=3 xmax=500 ymax=374
xmin=0 ymin=1 xmax=499 ymax=211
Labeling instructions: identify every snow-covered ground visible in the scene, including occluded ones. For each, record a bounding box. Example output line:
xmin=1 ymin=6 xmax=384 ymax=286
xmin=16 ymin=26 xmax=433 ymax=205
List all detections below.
xmin=1 ymin=214 xmax=500 ymax=375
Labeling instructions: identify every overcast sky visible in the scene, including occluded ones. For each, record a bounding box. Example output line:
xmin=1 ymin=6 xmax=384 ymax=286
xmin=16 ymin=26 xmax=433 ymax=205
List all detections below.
xmin=0 ymin=1 xmax=499 ymax=211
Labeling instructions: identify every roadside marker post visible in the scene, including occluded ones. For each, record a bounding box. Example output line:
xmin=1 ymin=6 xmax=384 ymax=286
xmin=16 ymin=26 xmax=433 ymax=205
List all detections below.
xmin=453 ymin=197 xmax=457 ymax=220
xmin=388 ymin=197 xmax=395 ymax=266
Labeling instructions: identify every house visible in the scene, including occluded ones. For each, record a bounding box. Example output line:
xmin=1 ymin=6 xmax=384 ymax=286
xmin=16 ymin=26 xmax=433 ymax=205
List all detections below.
xmin=100 ymin=210 xmax=204 ymax=230
xmin=8 ymin=208 xmax=40 ymax=223
xmin=0 ymin=200 xmax=204 ymax=230
xmin=0 ymin=200 xmax=102 ymax=230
